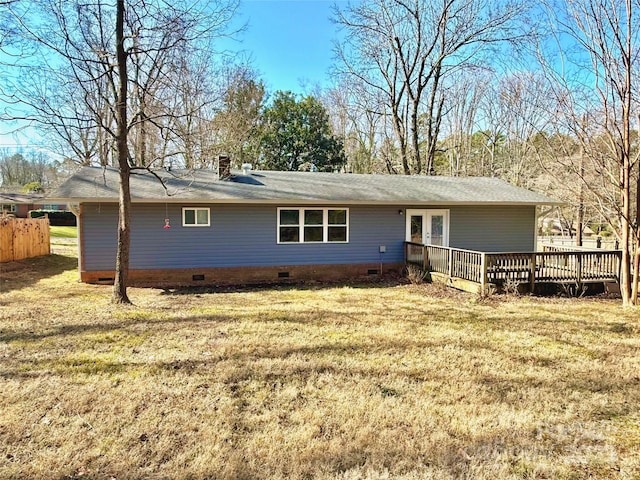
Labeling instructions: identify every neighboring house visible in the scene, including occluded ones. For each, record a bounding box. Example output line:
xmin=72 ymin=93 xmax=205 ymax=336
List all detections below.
xmin=0 ymin=192 xmax=67 ymax=218
xmin=50 ymin=161 xmax=560 ymax=286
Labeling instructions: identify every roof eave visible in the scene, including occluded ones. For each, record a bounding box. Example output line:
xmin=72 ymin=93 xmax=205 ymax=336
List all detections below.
xmin=53 ymin=197 xmax=563 ymax=206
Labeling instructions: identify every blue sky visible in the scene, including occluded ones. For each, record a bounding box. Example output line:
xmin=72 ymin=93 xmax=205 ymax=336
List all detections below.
xmin=0 ymin=0 xmax=343 ymax=151
xmin=226 ymin=0 xmax=343 ymax=94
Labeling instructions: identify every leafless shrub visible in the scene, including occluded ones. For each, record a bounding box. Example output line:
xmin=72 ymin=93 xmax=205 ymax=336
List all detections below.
xmin=502 ymin=277 xmax=521 ymax=297
xmin=559 ymin=282 xmax=587 ymax=298
xmin=405 ymin=264 xmax=429 ymax=284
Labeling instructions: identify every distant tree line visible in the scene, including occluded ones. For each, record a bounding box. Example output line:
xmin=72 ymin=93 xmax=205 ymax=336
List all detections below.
xmin=0 ymin=150 xmax=64 ymax=191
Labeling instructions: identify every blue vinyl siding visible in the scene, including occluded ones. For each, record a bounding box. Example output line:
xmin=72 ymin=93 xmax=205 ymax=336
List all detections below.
xmin=81 ymin=204 xmax=118 ymax=271
xmin=81 ymin=203 xmax=536 ymax=271
xmin=81 ymin=203 xmax=406 ymax=270
xmin=449 ymin=205 xmax=536 ymax=252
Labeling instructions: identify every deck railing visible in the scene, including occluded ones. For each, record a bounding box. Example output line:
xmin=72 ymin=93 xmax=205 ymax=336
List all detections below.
xmin=404 ymin=242 xmax=622 ymax=291
xmin=539 ymin=236 xmax=619 ymax=250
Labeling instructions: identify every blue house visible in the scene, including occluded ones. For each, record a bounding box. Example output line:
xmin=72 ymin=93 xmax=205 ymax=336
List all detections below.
xmin=52 ymin=161 xmax=560 ymax=287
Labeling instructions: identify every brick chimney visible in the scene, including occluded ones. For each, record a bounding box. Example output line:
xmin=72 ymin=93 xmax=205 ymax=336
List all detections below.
xmin=218 ymin=154 xmax=231 ymax=179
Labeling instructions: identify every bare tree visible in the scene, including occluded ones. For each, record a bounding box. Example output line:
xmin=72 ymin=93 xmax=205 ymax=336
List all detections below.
xmin=0 ymin=150 xmax=51 ymax=188
xmin=319 ymin=80 xmax=390 ymax=173
xmin=209 ymin=64 xmax=265 ymax=168
xmin=333 ymin=0 xmax=531 ymax=175
xmin=3 ymin=0 xmax=239 ymax=303
xmin=537 ymin=0 xmax=640 ymax=305
xmin=437 ymin=70 xmax=491 ymax=176
xmin=169 ymin=54 xmax=219 ymax=169
xmin=481 ymin=72 xmax=555 ymax=187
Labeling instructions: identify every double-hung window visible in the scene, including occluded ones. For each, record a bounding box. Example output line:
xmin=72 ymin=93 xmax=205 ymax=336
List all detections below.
xmin=182 ymin=207 xmax=210 ymax=227
xmin=278 ymin=207 xmax=348 ymax=243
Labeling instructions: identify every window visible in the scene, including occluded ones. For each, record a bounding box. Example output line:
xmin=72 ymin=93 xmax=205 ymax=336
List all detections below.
xmin=0 ymin=204 xmax=16 ymax=213
xmin=182 ymin=207 xmax=210 ymax=227
xmin=278 ymin=208 xmax=348 ymax=243
xmin=41 ymin=204 xmax=62 ymax=211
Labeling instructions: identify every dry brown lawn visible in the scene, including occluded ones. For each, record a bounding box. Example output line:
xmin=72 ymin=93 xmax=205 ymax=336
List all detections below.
xmin=1 ymin=252 xmax=639 ymax=479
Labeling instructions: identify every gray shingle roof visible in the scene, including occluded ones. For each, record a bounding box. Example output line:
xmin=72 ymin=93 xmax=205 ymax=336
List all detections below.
xmin=0 ymin=192 xmax=44 ymax=203
xmin=50 ymin=166 xmax=561 ymax=205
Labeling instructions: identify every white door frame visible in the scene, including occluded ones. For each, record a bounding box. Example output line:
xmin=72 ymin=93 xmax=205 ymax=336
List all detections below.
xmin=405 ymin=209 xmax=450 ymax=246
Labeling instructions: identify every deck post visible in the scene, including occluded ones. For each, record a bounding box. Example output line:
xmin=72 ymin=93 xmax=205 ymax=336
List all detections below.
xmin=480 ymin=252 xmax=487 ymax=293
xmin=576 ymin=253 xmax=582 ymax=286
xmin=423 ymin=245 xmax=428 ymax=270
xmin=448 ymin=247 xmax=453 ymax=279
xmin=529 ymin=253 xmax=536 ymax=292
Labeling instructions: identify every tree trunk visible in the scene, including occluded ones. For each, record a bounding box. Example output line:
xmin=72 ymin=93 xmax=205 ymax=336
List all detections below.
xmin=620 ymin=0 xmax=634 ymax=305
xmin=620 ymin=216 xmax=631 ymax=305
xmin=632 ymin=240 xmax=640 ymax=304
xmin=634 ymin=145 xmax=640 ymax=304
xmin=620 ymin=164 xmax=632 ymax=306
xmin=114 ymin=164 xmax=132 ymax=304
xmin=576 ymin=156 xmax=584 ymax=247
xmin=410 ymin=107 xmax=420 ymax=175
xmin=390 ymin=105 xmax=409 ymax=175
xmin=112 ymin=0 xmax=131 ymax=304
xmin=423 ymin=63 xmax=443 ymax=176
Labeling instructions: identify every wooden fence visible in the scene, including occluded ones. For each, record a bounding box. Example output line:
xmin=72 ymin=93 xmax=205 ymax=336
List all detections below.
xmin=0 ymin=216 xmax=50 ymax=262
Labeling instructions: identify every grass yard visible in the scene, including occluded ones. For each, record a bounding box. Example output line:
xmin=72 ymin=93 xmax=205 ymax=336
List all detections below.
xmin=49 ymin=226 xmax=78 ymax=256
xmin=50 ymin=226 xmax=78 ymax=239
xmin=1 ymin=252 xmax=639 ymax=479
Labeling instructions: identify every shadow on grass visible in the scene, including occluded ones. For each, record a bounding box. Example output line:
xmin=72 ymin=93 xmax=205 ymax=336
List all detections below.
xmin=0 ymin=312 xmax=230 ymax=344
xmin=159 ymin=273 xmax=410 ymax=295
xmin=2 ymin=310 xmax=633 ymax=396
xmin=0 ymin=253 xmax=78 ymax=294
xmin=1 ymin=306 xmax=635 ymax=479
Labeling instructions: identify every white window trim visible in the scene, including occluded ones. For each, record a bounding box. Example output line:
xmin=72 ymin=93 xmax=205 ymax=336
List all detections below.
xmin=277 ymin=207 xmax=349 ymax=244
xmin=182 ymin=207 xmax=210 ymax=227
xmin=1 ymin=204 xmax=17 ymax=213
xmin=427 ymin=209 xmax=450 ymax=247
xmin=405 ymin=209 xmax=450 ymax=246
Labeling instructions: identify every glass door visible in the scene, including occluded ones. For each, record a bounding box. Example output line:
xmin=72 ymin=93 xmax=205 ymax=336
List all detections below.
xmin=406 ymin=209 xmax=426 ymax=243
xmin=406 ymin=209 xmax=449 ymax=246
xmin=410 ymin=211 xmax=424 ymax=243
xmin=426 ymin=210 xmax=448 ymax=246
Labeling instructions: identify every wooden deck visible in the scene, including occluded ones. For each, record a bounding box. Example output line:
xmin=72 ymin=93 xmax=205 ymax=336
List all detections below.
xmin=405 ymin=242 xmax=622 ymax=293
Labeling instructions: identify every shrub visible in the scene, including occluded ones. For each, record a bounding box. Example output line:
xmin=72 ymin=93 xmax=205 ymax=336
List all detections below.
xmin=406 ymin=264 xmax=429 ymax=284
xmin=29 ymin=210 xmax=77 ymax=226
xmin=502 ymin=277 xmax=521 ymax=297
xmin=22 ymin=181 xmax=44 ymax=193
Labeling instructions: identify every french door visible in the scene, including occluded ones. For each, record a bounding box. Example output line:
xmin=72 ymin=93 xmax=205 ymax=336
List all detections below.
xmin=405 ymin=209 xmax=449 ymax=246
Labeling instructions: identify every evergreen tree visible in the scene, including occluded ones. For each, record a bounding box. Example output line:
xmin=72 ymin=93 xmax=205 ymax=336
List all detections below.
xmin=258 ymin=91 xmax=345 ymax=172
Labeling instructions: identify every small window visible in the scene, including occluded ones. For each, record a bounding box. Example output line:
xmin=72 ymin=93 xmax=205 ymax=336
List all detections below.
xmin=278 ymin=207 xmax=349 ymax=243
xmin=182 ymin=207 xmax=210 ymax=227
xmin=1 ymin=204 xmax=17 ymax=213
